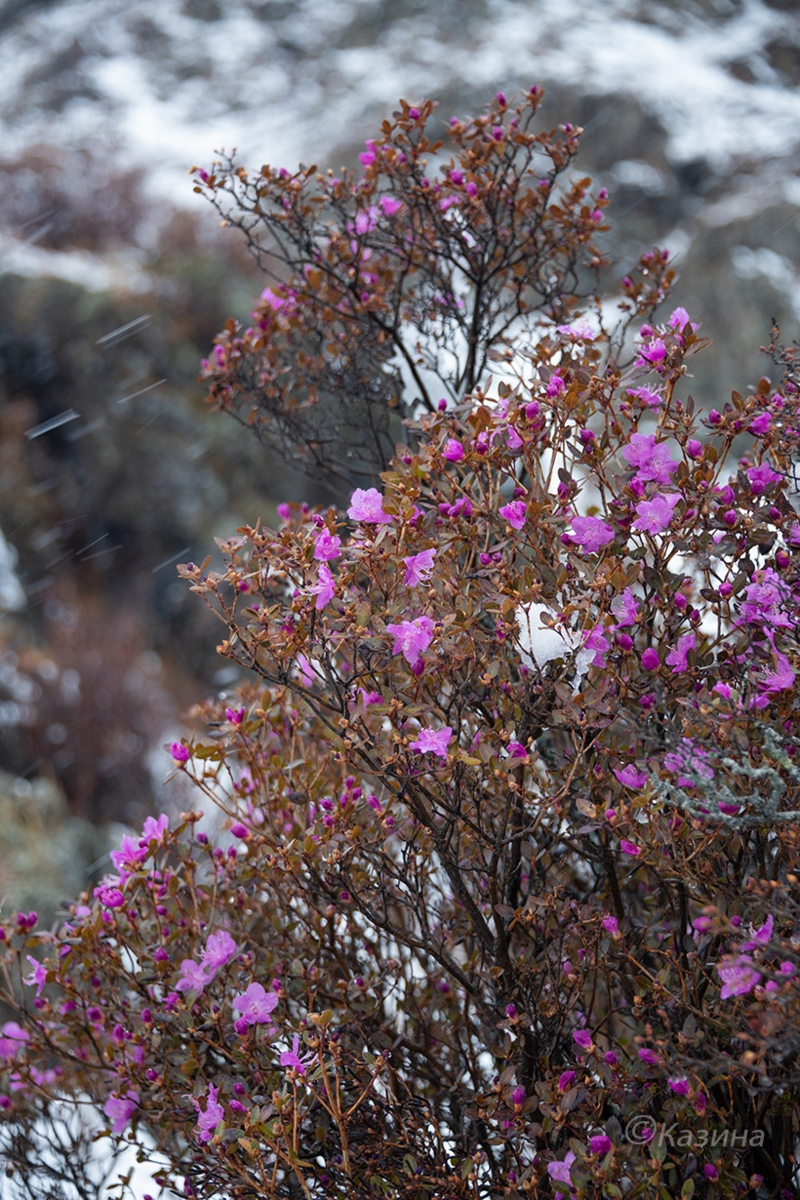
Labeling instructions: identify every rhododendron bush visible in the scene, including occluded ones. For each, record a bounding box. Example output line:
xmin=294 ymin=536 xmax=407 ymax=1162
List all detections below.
xmin=2 ymin=91 xmax=800 ymax=1200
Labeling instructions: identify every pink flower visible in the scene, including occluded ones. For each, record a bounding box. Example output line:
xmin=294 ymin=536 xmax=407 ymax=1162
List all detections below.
xmin=622 ymin=434 xmax=678 ymax=486
xmin=590 ymin=1134 xmax=612 ymax=1155
xmin=669 ymin=307 xmax=694 ymax=330
xmin=611 ymin=588 xmax=639 ymax=627
xmin=635 ymin=337 xmax=666 ymax=368
xmin=140 ymin=814 xmax=169 ymax=845
xmin=379 ymin=195 xmax=402 ymax=217
xmin=499 ymin=500 xmax=526 ymax=530
xmin=506 ymin=740 xmax=528 ymax=759
xmin=194 ymin=1084 xmax=224 ymax=1142
xmin=386 ymin=614 xmax=434 ymax=664
xmin=557 ymin=318 xmax=596 ymax=340
xmin=669 ymin=1077 xmax=690 ymax=1095
xmin=104 ymin=1090 xmax=139 ymax=1135
xmin=347 ymin=487 xmax=393 ymax=524
xmin=403 ymin=549 xmax=436 ymax=587
xmin=639 ymin=1048 xmax=660 ymax=1066
xmin=0 ymin=1022 xmax=29 ymax=1061
xmin=280 ymin=1033 xmax=314 ymax=1076
xmin=573 ymin=1029 xmax=593 ymax=1051
xmin=232 ymin=982 xmax=279 ymax=1029
xmin=718 ymin=956 xmax=761 ymax=1000
xmin=110 ymin=835 xmax=147 ymax=876
xmin=226 ymin=706 xmax=245 ymax=725
xmin=409 ymin=726 xmax=453 ymax=758
xmin=627 ymin=385 xmax=663 ymax=409
xmin=749 ymin=412 xmax=771 ymax=436
xmin=613 ymin=765 xmax=647 ymax=789
xmin=602 ymin=916 xmax=619 ymax=935
xmin=570 ymin=515 xmax=615 ymax=553
xmin=747 ymin=463 xmax=781 ymax=495
xmin=583 ymin=626 xmax=610 ymax=667
xmin=24 ymin=956 xmax=47 ymax=998
xmin=547 ymin=1151 xmax=576 ymax=1183
xmin=443 ymin=438 xmax=464 ymax=461
xmin=314 ymin=529 xmax=342 ymax=561
xmin=759 ymin=652 xmax=795 ymax=694
xmin=558 ymin=1070 xmax=576 ymax=1090
xmin=665 ymin=632 xmax=696 ymax=674
xmin=641 ymin=647 xmax=660 ymax=670
xmin=359 ymin=140 xmax=377 ymax=167
xmin=307 ymin=563 xmax=336 ymax=610
xmin=620 ymin=840 xmax=641 ymax=856
xmin=176 ymin=959 xmax=211 ymax=995
xmin=202 ymin=930 xmax=239 ymax=976
xmin=632 ymin=493 xmax=680 ymax=534
xmin=170 ymin=742 xmax=190 ymax=763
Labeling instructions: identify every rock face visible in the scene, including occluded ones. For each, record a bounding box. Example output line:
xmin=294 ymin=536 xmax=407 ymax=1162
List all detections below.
xmin=0 ymin=769 xmax=109 ymax=922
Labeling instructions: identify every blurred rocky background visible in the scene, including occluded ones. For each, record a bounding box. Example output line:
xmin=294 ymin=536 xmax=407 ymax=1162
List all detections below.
xmin=0 ymin=0 xmax=798 ymax=917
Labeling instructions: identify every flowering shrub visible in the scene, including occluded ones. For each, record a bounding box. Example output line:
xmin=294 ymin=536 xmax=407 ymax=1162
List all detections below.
xmin=2 ymin=92 xmax=800 ymax=1199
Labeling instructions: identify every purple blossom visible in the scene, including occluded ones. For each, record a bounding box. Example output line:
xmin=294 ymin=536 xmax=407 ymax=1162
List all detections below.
xmin=201 ymin=930 xmax=239 ymax=976
xmin=104 ymin=1090 xmax=139 ymax=1135
xmin=194 ymin=1084 xmax=224 ymax=1142
xmin=759 ymin=652 xmax=795 ymax=695
xmin=403 ymin=549 xmax=436 ymax=587
xmin=409 ymin=726 xmax=453 ymax=758
xmin=443 ymin=438 xmax=464 ymax=462
xmin=740 ymin=569 xmax=794 ymax=630
xmin=506 ymin=740 xmax=528 ymax=759
xmin=175 ymin=959 xmax=211 ymax=995
xmin=626 ymin=385 xmax=663 ymax=409
xmin=632 ymin=493 xmax=680 ymax=534
xmin=556 ymin=318 xmax=597 ymax=341
xmin=0 ymin=1022 xmax=29 ymax=1061
xmin=140 ymin=814 xmax=169 ymax=845
xmin=602 ymin=915 xmax=619 ymax=935
xmin=590 ymin=1134 xmax=612 ymax=1155
xmin=24 ymin=956 xmax=47 ymax=998
xmin=314 ymin=529 xmax=342 ymax=561
xmin=613 ymin=765 xmax=647 ymax=789
xmin=611 ymin=588 xmax=639 ymax=627
xmin=583 ymin=625 xmax=610 ymax=667
xmin=718 ymin=956 xmax=761 ymax=1000
xmin=635 ymin=337 xmax=666 ymax=368
xmin=665 ymin=632 xmax=696 ymax=674
xmin=664 ymin=738 xmax=714 ymax=787
xmin=547 ymin=1151 xmax=576 ymax=1184
xmin=347 ymin=487 xmax=393 ymax=524
xmin=639 ymin=1048 xmax=660 ymax=1066
xmin=620 ymin=840 xmax=641 ymax=856
xmin=386 ymin=614 xmax=434 ymax=664
xmin=747 ymin=463 xmax=781 ymax=495
xmin=573 ymin=1029 xmax=593 ymax=1051
xmin=570 ymin=515 xmax=615 ymax=554
xmin=558 ymin=1070 xmax=576 ymax=1090
xmin=622 ymin=434 xmax=678 ymax=486
xmin=669 ymin=307 xmax=694 ymax=330
xmin=306 ymin=563 xmax=336 ymax=610
xmin=749 ymin=412 xmax=771 ymax=436
xmin=231 ymin=982 xmax=279 ymax=1030
xmin=641 ymin=647 xmax=660 ymax=670
xmin=280 ymin=1034 xmax=314 ymax=1076
xmin=170 ymin=742 xmax=190 ymax=764
xmin=511 ymin=1085 xmax=526 ymax=1106
xmin=110 ymin=835 xmax=147 ymax=877
xmin=668 ymin=1077 xmax=690 ymax=1095
xmin=379 ymin=195 xmax=402 ymax=217
xmin=499 ymin=500 xmax=526 ymax=530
